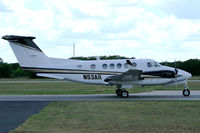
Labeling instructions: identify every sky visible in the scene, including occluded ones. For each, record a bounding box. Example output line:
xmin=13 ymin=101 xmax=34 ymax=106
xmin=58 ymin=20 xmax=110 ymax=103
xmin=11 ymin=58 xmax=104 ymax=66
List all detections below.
xmin=0 ymin=0 xmax=200 ymax=63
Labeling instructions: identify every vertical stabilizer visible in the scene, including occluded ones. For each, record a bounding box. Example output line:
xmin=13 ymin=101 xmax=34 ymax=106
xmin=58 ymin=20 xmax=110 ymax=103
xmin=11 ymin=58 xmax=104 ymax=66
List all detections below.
xmin=2 ymin=35 xmax=49 ymax=67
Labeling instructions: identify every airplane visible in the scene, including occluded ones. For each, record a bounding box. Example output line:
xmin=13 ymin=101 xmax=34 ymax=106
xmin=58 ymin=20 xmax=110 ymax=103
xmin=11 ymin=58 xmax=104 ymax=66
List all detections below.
xmin=2 ymin=35 xmax=192 ymax=98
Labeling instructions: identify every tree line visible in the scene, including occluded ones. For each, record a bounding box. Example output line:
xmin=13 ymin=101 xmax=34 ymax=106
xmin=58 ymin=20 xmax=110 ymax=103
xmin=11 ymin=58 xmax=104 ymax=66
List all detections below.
xmin=160 ymin=59 xmax=200 ymax=76
xmin=0 ymin=56 xmax=200 ymax=78
xmin=70 ymin=55 xmax=135 ymax=60
xmin=0 ymin=63 xmax=36 ymax=78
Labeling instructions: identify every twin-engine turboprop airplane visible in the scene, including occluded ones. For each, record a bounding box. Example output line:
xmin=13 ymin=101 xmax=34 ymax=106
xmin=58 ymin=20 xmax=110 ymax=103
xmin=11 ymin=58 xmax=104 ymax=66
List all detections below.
xmin=2 ymin=35 xmax=192 ymax=98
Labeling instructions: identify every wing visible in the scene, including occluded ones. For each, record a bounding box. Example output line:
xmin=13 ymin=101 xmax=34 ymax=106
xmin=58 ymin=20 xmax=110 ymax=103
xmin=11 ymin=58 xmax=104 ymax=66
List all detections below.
xmin=104 ymin=69 xmax=142 ymax=83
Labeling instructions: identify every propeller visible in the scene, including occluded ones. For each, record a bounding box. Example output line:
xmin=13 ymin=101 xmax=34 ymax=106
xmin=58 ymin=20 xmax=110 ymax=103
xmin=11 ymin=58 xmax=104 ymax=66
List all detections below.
xmin=174 ymin=60 xmax=178 ymax=75
xmin=174 ymin=60 xmax=178 ymax=89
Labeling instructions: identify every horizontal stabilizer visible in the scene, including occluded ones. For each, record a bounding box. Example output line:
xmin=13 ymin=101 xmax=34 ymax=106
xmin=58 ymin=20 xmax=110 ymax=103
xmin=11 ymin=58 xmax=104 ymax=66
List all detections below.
xmin=2 ymin=35 xmax=43 ymax=52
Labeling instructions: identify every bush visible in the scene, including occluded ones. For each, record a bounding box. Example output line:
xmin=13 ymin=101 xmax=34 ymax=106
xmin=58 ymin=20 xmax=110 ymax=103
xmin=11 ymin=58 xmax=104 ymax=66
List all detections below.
xmin=0 ymin=63 xmax=12 ymax=78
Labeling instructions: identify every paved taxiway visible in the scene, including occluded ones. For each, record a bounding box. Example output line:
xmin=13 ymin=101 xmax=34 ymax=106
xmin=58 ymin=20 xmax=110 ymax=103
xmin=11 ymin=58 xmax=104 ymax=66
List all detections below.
xmin=1 ymin=90 xmax=200 ymax=101
xmin=0 ymin=102 xmax=50 ymax=133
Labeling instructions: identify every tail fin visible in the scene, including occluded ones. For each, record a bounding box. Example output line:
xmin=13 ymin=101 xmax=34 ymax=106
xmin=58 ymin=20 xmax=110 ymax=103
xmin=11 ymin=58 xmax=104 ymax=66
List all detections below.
xmin=2 ymin=35 xmax=49 ymax=68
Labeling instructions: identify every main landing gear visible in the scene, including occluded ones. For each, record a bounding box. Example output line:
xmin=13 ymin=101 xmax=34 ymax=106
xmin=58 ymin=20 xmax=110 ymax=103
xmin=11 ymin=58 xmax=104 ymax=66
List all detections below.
xmin=116 ymin=89 xmax=129 ymax=98
xmin=183 ymin=82 xmax=190 ymax=96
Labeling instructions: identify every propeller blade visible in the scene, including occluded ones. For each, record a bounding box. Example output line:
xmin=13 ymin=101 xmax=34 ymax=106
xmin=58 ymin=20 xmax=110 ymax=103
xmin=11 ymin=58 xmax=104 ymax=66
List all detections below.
xmin=174 ymin=59 xmax=178 ymax=74
xmin=174 ymin=59 xmax=178 ymax=89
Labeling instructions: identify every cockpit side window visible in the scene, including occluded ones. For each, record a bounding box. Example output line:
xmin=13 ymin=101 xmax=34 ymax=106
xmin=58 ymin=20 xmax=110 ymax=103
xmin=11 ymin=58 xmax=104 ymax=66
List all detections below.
xmin=147 ymin=62 xmax=153 ymax=67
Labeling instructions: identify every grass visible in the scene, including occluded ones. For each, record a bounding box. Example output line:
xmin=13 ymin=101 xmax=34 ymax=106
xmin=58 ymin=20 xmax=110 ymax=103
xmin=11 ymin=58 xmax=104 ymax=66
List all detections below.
xmin=10 ymin=101 xmax=200 ymax=133
xmin=0 ymin=80 xmax=199 ymax=95
xmin=190 ymin=76 xmax=200 ymax=80
xmin=0 ymin=82 xmax=154 ymax=95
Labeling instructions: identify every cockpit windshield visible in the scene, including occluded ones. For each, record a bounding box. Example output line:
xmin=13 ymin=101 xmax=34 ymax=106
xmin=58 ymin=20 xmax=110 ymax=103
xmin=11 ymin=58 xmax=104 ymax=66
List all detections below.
xmin=147 ymin=61 xmax=161 ymax=67
xmin=154 ymin=61 xmax=161 ymax=67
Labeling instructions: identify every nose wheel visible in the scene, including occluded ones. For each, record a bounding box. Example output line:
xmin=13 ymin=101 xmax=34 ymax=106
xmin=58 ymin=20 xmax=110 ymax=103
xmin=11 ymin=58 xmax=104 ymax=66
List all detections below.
xmin=183 ymin=89 xmax=190 ymax=96
xmin=183 ymin=82 xmax=190 ymax=96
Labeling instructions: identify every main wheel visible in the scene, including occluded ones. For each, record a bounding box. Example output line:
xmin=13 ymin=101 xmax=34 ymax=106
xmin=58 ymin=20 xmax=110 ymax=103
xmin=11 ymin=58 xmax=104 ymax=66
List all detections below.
xmin=183 ymin=89 xmax=190 ymax=96
xmin=121 ymin=90 xmax=129 ymax=98
xmin=116 ymin=89 xmax=122 ymax=96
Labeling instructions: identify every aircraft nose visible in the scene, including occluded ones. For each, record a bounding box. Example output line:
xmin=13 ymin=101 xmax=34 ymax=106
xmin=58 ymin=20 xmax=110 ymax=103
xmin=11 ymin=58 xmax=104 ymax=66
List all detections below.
xmin=178 ymin=69 xmax=192 ymax=80
xmin=185 ymin=71 xmax=192 ymax=79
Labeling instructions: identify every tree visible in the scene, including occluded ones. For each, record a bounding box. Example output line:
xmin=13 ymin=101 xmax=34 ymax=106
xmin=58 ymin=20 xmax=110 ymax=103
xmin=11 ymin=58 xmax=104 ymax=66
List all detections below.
xmin=0 ymin=58 xmax=3 ymax=63
xmin=0 ymin=63 xmax=11 ymax=78
xmin=161 ymin=59 xmax=200 ymax=76
xmin=70 ymin=55 xmax=135 ymax=60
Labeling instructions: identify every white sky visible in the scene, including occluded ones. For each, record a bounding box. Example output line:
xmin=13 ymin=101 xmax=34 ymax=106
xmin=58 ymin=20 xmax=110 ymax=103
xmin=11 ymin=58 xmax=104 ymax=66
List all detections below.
xmin=0 ymin=0 xmax=200 ymax=63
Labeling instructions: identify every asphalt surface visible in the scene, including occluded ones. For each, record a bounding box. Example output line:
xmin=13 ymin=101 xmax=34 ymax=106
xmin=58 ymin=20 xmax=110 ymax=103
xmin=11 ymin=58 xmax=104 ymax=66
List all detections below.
xmin=0 ymin=102 xmax=50 ymax=133
xmin=1 ymin=90 xmax=200 ymax=101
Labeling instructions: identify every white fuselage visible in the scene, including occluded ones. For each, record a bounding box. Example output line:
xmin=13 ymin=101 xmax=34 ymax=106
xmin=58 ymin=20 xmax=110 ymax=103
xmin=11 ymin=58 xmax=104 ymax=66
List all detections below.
xmin=4 ymin=36 xmax=192 ymax=87
xmin=32 ymin=58 xmax=191 ymax=86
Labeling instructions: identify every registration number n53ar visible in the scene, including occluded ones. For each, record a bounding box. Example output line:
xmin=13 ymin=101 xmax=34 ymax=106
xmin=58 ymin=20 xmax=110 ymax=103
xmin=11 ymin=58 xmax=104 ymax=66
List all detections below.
xmin=83 ymin=74 xmax=102 ymax=80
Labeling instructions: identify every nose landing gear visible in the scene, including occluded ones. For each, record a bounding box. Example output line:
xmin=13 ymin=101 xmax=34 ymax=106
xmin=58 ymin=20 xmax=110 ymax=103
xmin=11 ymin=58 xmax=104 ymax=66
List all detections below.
xmin=183 ymin=82 xmax=190 ymax=96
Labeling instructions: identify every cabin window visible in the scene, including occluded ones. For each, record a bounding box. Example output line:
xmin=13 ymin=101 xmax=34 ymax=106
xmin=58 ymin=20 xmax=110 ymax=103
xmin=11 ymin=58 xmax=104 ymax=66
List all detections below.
xmin=91 ymin=64 xmax=96 ymax=69
xmin=131 ymin=62 xmax=137 ymax=67
xmin=77 ymin=65 xmax=82 ymax=68
xmin=124 ymin=63 xmax=128 ymax=68
xmin=147 ymin=62 xmax=153 ymax=67
xmin=110 ymin=63 xmax=115 ymax=69
xmin=102 ymin=64 xmax=108 ymax=69
xmin=117 ymin=63 xmax=122 ymax=69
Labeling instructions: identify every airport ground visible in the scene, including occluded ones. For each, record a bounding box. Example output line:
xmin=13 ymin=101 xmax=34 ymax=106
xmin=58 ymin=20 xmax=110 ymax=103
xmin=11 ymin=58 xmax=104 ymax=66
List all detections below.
xmin=0 ymin=77 xmax=200 ymax=133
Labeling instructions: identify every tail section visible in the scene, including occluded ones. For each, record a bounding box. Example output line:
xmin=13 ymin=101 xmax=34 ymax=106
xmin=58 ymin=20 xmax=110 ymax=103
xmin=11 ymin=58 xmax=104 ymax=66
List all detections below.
xmin=2 ymin=35 xmax=50 ymax=68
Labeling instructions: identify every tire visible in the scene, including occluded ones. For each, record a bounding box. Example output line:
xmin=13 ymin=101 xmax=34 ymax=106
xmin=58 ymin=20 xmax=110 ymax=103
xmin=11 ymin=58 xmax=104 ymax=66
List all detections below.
xmin=121 ymin=90 xmax=129 ymax=98
xmin=183 ymin=89 xmax=190 ymax=96
xmin=116 ymin=89 xmax=122 ymax=96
